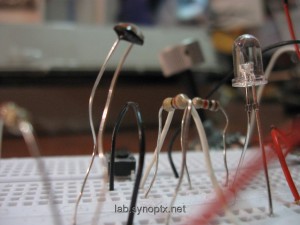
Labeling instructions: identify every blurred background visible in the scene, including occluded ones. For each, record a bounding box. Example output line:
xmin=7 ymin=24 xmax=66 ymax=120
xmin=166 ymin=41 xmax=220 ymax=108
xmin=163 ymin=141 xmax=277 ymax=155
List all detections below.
xmin=0 ymin=0 xmax=299 ymax=157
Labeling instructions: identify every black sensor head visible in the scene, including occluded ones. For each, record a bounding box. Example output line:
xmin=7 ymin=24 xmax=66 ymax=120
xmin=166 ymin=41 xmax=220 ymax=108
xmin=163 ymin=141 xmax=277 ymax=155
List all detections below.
xmin=114 ymin=23 xmax=144 ymax=45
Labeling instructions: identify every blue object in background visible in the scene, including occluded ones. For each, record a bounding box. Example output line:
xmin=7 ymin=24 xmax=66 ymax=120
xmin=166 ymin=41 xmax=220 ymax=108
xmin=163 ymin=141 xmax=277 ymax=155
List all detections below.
xmin=118 ymin=0 xmax=158 ymax=25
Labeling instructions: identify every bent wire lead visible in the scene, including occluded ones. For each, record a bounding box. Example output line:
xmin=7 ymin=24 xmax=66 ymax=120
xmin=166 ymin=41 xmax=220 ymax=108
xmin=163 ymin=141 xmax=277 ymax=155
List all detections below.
xmin=143 ymin=94 xmax=193 ymax=197
xmin=166 ymin=99 xmax=192 ymax=225
xmin=142 ymin=109 xmax=175 ymax=196
xmin=0 ymin=102 xmax=62 ymax=225
xmin=73 ymin=23 xmax=144 ymax=225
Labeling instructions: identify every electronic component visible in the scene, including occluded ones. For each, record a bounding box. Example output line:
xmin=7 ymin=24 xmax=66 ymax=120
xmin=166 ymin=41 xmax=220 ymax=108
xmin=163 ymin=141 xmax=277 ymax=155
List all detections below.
xmin=108 ymin=101 xmax=145 ymax=225
xmin=0 ymin=102 xmax=62 ymax=225
xmin=166 ymin=96 xmax=230 ymax=186
xmin=232 ymin=34 xmax=267 ymax=88
xmin=232 ymin=34 xmax=273 ymax=215
xmin=106 ymin=150 xmax=136 ymax=177
xmin=73 ymin=23 xmax=145 ymax=225
xmin=142 ymin=94 xmax=234 ymax=224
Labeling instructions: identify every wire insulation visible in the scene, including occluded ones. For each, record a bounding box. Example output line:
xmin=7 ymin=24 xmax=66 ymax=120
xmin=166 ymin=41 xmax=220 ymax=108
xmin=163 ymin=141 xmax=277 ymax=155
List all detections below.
xmin=283 ymin=0 xmax=300 ymax=59
xmin=166 ymin=100 xmax=192 ymax=225
xmin=107 ymin=102 xmax=145 ymax=225
xmin=271 ymin=127 xmax=300 ymax=203
xmin=141 ymin=110 xmax=174 ymax=190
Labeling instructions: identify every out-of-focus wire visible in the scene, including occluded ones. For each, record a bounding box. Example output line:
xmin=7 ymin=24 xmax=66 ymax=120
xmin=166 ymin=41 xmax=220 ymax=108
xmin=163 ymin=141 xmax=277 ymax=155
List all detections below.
xmin=0 ymin=103 xmax=62 ymax=225
xmin=283 ymin=0 xmax=300 ymax=60
xmin=0 ymin=119 xmax=3 ymax=159
xmin=19 ymin=121 xmax=62 ymax=225
xmin=271 ymin=126 xmax=300 ymax=204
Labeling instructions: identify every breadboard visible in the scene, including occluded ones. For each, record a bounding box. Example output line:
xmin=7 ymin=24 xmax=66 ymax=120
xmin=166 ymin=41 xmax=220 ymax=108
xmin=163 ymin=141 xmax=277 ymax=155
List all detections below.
xmin=0 ymin=149 xmax=300 ymax=225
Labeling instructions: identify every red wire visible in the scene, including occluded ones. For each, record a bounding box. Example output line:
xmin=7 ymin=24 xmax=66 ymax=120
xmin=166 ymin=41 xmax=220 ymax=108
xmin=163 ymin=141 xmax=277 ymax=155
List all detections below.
xmin=271 ymin=127 xmax=300 ymax=203
xmin=283 ymin=1 xmax=300 ymax=60
xmin=185 ymin=122 xmax=300 ymax=225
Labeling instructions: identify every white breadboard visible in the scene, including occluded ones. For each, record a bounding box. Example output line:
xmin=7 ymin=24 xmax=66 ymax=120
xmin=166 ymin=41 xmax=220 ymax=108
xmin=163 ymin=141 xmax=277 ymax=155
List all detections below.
xmin=0 ymin=149 xmax=300 ymax=225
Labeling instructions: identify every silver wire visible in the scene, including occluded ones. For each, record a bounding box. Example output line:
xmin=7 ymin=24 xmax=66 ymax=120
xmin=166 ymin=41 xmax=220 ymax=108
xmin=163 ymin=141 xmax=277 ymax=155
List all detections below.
xmin=72 ymin=149 xmax=96 ymax=225
xmin=232 ymin=87 xmax=252 ymax=187
xmin=18 ymin=121 xmax=62 ymax=225
xmin=98 ymin=43 xmax=134 ymax=157
xmin=141 ymin=110 xmax=174 ymax=189
xmin=220 ymin=106 xmax=229 ymax=186
xmin=185 ymin=161 xmax=192 ymax=189
xmin=251 ymin=85 xmax=273 ymax=216
xmin=192 ymin=106 xmax=240 ymax=225
xmin=88 ymin=39 xmax=120 ymax=157
xmin=76 ymin=39 xmax=120 ymax=225
xmin=91 ymin=163 xmax=109 ymax=225
xmin=166 ymin=100 xmax=192 ymax=225
xmin=144 ymin=107 xmax=163 ymax=198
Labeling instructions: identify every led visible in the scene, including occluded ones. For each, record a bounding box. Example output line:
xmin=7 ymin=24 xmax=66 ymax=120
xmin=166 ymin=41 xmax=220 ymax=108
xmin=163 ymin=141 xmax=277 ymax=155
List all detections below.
xmin=232 ymin=34 xmax=273 ymax=216
xmin=232 ymin=34 xmax=267 ymax=87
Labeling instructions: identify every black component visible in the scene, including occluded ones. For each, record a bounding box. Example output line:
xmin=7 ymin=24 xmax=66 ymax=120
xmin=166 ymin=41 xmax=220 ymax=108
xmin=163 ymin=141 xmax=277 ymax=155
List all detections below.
xmin=114 ymin=23 xmax=144 ymax=45
xmin=106 ymin=150 xmax=136 ymax=177
xmin=108 ymin=101 xmax=146 ymax=225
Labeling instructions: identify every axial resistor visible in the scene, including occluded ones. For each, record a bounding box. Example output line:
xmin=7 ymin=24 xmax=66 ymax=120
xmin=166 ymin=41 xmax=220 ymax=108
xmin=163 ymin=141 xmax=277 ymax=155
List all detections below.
xmin=192 ymin=97 xmax=220 ymax=112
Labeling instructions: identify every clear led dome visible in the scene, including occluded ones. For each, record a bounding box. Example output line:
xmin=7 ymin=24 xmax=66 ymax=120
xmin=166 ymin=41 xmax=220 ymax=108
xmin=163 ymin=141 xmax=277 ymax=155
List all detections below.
xmin=232 ymin=34 xmax=267 ymax=87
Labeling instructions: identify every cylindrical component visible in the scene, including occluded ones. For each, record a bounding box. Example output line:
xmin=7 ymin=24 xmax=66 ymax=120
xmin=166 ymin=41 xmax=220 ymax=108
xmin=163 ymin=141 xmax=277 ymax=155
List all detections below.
xmin=162 ymin=94 xmax=189 ymax=111
xmin=172 ymin=94 xmax=189 ymax=110
xmin=232 ymin=34 xmax=267 ymax=87
xmin=162 ymin=97 xmax=174 ymax=112
xmin=192 ymin=97 xmax=220 ymax=111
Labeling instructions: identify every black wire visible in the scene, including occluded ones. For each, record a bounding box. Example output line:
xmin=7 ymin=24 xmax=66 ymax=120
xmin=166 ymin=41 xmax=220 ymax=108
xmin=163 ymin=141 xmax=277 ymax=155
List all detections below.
xmin=262 ymin=40 xmax=300 ymax=54
xmin=205 ymin=70 xmax=233 ymax=99
xmin=205 ymin=39 xmax=300 ymax=99
xmin=167 ymin=127 xmax=181 ymax=178
xmin=109 ymin=101 xmax=146 ymax=225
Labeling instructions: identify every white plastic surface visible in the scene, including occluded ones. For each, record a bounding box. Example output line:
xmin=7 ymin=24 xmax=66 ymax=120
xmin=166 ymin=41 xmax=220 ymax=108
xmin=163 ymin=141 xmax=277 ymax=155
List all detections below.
xmin=0 ymin=149 xmax=300 ymax=225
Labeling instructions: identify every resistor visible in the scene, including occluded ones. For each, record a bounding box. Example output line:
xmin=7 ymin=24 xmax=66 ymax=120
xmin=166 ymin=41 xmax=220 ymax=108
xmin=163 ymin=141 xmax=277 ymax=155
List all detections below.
xmin=192 ymin=97 xmax=220 ymax=112
xmin=162 ymin=94 xmax=189 ymax=111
